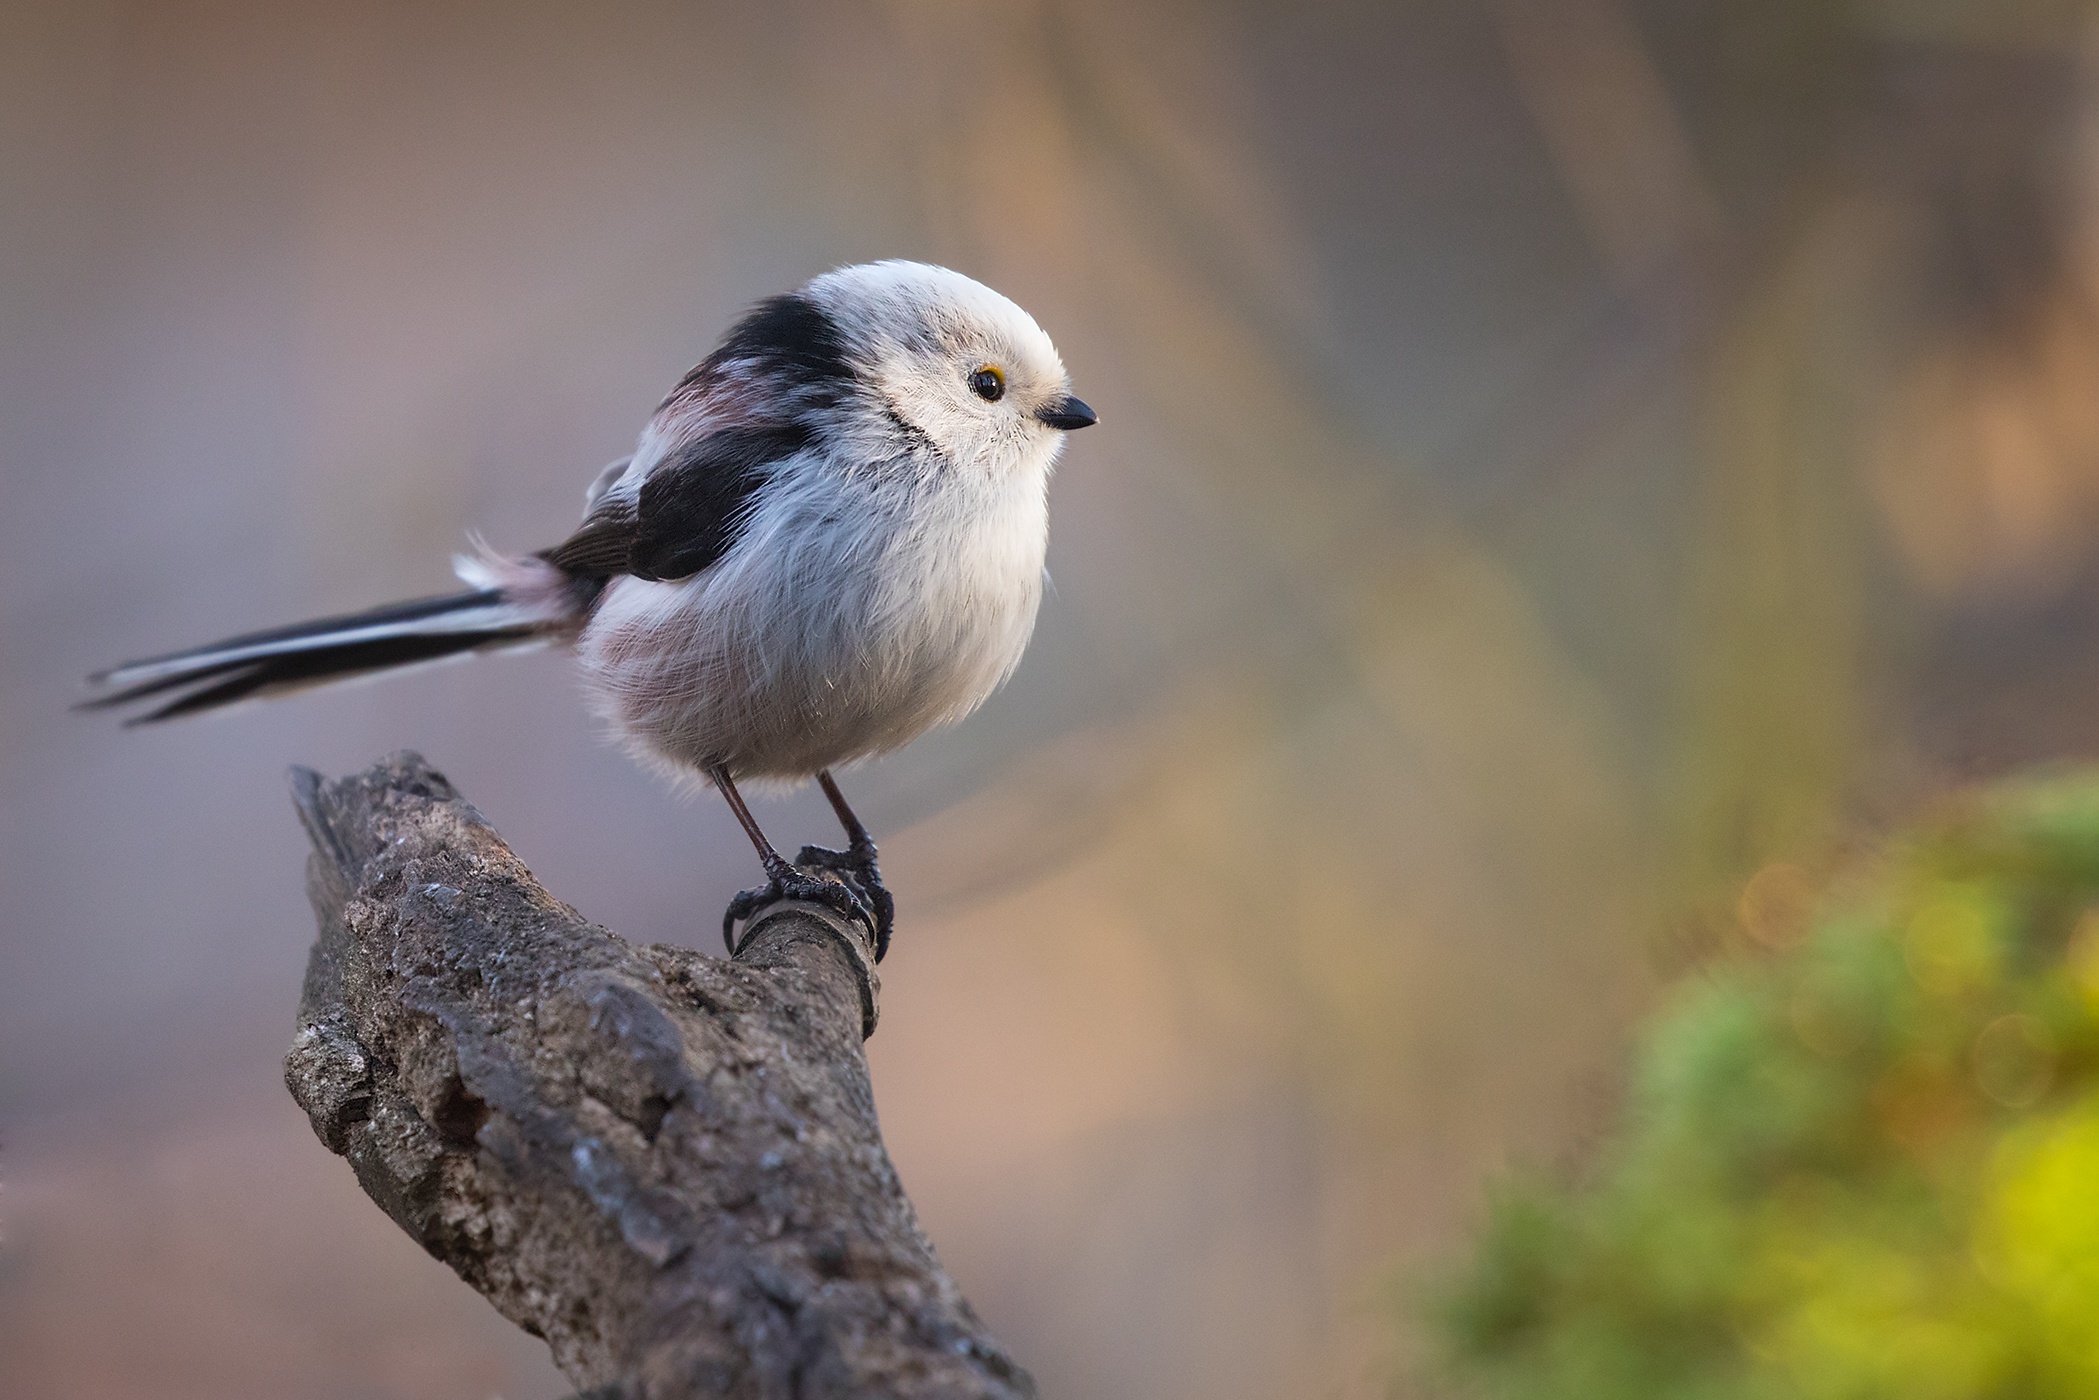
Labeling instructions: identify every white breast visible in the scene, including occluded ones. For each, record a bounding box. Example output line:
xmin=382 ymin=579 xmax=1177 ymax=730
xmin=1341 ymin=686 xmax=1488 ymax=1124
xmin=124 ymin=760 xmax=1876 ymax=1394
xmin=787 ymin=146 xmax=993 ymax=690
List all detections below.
xmin=576 ymin=451 xmax=1049 ymax=787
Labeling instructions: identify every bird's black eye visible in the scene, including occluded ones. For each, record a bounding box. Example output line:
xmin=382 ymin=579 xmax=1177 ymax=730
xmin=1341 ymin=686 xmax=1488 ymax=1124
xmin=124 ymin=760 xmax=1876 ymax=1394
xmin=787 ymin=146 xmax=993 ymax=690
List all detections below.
xmin=969 ymin=366 xmax=1006 ymax=402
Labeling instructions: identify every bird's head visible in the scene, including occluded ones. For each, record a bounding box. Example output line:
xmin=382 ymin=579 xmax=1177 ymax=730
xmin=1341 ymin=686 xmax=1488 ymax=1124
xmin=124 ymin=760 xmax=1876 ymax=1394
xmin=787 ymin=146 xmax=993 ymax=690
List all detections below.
xmin=806 ymin=260 xmax=1095 ymax=475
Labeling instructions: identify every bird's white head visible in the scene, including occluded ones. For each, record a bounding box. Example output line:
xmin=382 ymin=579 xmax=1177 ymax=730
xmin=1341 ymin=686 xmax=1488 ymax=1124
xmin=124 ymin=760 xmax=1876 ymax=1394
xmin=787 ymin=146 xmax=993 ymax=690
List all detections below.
xmin=804 ymin=261 xmax=1096 ymax=476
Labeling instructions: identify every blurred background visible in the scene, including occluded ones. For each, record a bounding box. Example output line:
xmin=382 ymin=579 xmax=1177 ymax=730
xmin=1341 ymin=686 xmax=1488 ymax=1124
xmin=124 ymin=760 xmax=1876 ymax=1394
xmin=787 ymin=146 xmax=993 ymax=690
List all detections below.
xmin=11 ymin=1 xmax=2099 ymax=1396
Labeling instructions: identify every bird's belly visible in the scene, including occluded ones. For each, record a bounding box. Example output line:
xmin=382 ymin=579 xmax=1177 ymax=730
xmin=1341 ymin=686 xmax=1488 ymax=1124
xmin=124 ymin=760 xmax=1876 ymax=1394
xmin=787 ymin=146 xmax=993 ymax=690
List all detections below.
xmin=576 ymin=514 xmax=1042 ymax=784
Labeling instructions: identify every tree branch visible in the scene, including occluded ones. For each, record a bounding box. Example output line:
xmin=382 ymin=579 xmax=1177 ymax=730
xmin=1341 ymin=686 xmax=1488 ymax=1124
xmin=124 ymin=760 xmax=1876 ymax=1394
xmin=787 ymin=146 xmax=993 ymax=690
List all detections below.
xmin=281 ymin=752 xmax=1033 ymax=1400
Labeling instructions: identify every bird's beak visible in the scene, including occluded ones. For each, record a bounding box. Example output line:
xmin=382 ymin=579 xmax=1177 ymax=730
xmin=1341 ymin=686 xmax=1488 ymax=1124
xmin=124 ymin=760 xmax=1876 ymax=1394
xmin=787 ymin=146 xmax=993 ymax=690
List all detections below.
xmin=1036 ymin=394 xmax=1098 ymax=431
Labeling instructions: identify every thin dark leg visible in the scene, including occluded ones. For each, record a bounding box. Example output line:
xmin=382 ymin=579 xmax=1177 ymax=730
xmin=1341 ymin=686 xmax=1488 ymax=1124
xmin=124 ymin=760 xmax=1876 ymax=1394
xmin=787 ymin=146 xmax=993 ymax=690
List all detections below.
xmin=817 ymin=770 xmax=874 ymax=854
xmin=707 ymin=762 xmax=795 ymax=880
xmin=800 ymin=769 xmax=895 ymax=962
xmin=711 ymin=762 xmax=874 ymax=954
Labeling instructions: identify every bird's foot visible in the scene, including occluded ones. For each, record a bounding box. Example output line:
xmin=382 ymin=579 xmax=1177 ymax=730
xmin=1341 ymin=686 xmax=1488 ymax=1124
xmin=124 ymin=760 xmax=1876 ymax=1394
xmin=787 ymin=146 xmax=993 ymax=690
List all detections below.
xmin=722 ymin=857 xmax=880 ymax=958
xmin=794 ymin=839 xmax=895 ymax=963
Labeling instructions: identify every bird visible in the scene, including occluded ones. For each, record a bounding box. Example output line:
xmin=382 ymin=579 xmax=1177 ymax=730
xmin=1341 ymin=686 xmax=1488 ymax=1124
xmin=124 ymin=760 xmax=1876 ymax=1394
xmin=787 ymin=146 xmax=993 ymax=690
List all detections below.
xmin=82 ymin=260 xmax=1096 ymax=960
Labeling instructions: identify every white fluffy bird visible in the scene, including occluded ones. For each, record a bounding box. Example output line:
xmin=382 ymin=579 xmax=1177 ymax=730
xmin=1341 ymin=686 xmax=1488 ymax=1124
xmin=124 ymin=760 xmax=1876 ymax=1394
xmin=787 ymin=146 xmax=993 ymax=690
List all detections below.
xmin=85 ymin=261 xmax=1097 ymax=956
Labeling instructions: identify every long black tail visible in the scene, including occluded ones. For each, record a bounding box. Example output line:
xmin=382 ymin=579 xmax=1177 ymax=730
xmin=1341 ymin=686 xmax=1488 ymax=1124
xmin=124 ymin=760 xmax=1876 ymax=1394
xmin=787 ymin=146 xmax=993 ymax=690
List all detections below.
xmin=81 ymin=586 xmax=569 ymax=724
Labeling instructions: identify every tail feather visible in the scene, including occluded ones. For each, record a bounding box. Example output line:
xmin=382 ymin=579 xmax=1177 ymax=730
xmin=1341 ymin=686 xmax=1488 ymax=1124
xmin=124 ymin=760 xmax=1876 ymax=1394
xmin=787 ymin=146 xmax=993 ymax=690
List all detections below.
xmin=83 ymin=582 xmax=578 ymax=724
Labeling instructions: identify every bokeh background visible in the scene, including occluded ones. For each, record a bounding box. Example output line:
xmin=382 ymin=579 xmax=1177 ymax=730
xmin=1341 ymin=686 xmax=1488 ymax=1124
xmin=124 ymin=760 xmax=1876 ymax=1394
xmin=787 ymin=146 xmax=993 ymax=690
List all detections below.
xmin=11 ymin=1 xmax=2099 ymax=1396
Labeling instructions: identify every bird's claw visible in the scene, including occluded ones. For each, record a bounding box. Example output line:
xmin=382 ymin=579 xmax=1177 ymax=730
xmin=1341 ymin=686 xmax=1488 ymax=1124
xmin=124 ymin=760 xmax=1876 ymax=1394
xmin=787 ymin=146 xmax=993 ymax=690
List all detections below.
xmin=794 ymin=841 xmax=895 ymax=963
xmin=723 ymin=860 xmax=883 ymax=959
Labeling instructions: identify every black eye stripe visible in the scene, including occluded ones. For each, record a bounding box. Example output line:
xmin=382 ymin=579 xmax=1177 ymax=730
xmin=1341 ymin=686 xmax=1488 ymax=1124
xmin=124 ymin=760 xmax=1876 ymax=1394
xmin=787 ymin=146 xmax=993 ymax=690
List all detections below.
xmin=969 ymin=367 xmax=1005 ymax=402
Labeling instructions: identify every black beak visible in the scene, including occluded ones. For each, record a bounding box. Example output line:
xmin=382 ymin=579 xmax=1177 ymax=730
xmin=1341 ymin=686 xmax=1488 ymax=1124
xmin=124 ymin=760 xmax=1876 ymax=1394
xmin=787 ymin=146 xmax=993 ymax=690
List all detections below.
xmin=1037 ymin=394 xmax=1098 ymax=431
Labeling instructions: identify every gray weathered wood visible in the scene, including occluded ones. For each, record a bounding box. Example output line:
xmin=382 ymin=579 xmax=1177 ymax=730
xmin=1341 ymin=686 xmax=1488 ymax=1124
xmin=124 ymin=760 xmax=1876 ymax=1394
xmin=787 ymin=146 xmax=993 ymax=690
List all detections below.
xmin=282 ymin=752 xmax=1033 ymax=1400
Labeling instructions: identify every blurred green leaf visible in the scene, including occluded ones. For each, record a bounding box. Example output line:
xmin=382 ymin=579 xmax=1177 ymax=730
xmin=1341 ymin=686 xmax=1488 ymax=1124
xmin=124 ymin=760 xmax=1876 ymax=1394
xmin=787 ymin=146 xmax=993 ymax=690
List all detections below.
xmin=1428 ymin=770 xmax=2099 ymax=1398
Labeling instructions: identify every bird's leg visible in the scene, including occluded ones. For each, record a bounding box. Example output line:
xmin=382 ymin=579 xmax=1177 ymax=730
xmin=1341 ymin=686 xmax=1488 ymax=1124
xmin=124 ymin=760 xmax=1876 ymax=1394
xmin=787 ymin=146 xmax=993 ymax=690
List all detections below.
xmin=710 ymin=762 xmax=875 ymax=954
xmin=794 ymin=770 xmax=895 ymax=961
xmin=817 ymin=770 xmax=875 ymax=858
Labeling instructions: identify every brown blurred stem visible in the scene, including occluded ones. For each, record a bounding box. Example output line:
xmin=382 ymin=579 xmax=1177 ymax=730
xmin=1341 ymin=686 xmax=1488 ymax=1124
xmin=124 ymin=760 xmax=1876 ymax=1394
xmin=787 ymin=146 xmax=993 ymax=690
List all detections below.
xmin=281 ymin=752 xmax=1032 ymax=1400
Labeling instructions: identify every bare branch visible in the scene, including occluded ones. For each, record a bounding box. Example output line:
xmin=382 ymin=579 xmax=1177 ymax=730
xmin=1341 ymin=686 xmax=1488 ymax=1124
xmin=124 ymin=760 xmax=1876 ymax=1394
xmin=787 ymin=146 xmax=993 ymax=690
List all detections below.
xmin=282 ymin=752 xmax=1033 ymax=1400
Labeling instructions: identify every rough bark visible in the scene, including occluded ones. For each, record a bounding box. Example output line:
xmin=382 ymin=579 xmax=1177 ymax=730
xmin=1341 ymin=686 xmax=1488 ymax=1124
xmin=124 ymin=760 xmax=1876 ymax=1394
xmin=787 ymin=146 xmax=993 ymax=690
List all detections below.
xmin=282 ymin=752 xmax=1033 ymax=1400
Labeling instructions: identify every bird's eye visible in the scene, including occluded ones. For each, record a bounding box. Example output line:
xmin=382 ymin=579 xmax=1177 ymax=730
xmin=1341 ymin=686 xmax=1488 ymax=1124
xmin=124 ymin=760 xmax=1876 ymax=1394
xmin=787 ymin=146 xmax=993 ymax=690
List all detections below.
xmin=969 ymin=366 xmax=1006 ymax=402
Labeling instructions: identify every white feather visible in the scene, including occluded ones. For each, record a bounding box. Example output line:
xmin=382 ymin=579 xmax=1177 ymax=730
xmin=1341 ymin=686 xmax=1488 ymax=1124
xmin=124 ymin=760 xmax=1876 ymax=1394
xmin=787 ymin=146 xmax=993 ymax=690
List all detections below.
xmin=576 ymin=261 xmax=1069 ymax=787
xmin=92 ymin=262 xmax=1082 ymax=801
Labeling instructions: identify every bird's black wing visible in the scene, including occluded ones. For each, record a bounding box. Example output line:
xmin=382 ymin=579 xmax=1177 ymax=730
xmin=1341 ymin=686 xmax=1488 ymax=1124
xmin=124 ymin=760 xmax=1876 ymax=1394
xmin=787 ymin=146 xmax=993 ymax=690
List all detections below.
xmin=542 ymin=423 xmax=815 ymax=582
xmin=544 ymin=293 xmax=853 ymax=584
xmin=543 ymin=421 xmax=816 ymax=582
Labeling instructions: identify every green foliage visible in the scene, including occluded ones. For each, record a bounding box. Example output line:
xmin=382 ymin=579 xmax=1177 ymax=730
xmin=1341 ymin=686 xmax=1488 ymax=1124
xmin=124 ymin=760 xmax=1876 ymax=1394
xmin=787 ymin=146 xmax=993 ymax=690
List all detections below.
xmin=1430 ymin=772 xmax=2099 ymax=1399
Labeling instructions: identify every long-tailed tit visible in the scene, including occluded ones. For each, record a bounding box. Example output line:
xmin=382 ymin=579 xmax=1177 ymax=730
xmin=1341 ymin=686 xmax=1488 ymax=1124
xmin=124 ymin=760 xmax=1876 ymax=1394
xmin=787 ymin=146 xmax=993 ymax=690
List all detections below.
xmin=84 ymin=261 xmax=1097 ymax=958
